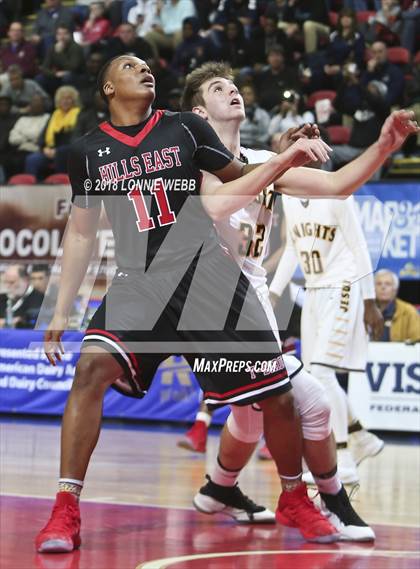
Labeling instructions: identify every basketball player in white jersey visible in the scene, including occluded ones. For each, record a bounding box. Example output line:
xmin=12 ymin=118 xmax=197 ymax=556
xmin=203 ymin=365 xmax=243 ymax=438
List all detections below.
xmin=269 ymin=191 xmax=385 ymax=483
xmin=179 ymin=62 xmax=417 ymax=541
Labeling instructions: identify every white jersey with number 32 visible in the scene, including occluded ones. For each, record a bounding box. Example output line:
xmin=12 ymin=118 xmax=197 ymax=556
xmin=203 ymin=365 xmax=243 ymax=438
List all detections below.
xmin=215 ymin=147 xmax=276 ymax=289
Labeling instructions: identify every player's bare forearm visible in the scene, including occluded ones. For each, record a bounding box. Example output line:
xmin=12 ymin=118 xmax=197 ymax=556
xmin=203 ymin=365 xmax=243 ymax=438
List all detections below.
xmin=53 ymin=206 xmax=100 ymax=319
xmin=276 ymin=110 xmax=419 ymax=199
xmin=202 ymin=154 xmax=293 ymax=220
xmin=203 ymin=139 xmax=332 ymax=220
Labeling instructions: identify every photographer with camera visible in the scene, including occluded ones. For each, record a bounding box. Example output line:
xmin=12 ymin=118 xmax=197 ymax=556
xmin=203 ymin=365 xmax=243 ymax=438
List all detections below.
xmin=324 ymin=61 xmax=390 ymax=177
xmin=268 ymin=89 xmax=314 ymax=137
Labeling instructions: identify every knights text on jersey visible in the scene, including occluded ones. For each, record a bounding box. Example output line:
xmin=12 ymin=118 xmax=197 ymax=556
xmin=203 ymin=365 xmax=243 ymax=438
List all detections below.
xmin=69 ymin=110 xmax=234 ymax=271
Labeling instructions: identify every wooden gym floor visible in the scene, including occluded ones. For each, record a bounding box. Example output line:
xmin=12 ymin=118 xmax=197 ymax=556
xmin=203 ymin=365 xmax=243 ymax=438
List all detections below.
xmin=1 ymin=418 xmax=419 ymax=569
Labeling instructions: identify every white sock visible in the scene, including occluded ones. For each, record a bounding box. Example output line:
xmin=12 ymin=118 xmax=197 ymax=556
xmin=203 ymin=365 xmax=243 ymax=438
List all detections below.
xmin=211 ymin=457 xmax=240 ymax=487
xmin=311 ymin=364 xmax=349 ymax=444
xmin=58 ymin=478 xmax=84 ymax=499
xmin=195 ymin=411 xmax=212 ymax=427
xmin=313 ymin=469 xmax=342 ymax=495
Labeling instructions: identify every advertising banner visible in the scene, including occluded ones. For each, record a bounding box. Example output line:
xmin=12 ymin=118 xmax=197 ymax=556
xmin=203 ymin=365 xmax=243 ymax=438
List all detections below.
xmin=348 ymin=342 xmax=420 ymax=431
xmin=0 ymin=330 xmax=229 ymax=424
xmin=354 ymin=183 xmax=419 ymax=280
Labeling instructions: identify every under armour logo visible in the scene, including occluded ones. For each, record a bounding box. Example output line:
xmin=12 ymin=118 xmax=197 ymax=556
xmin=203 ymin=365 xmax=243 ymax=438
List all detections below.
xmin=98 ymin=147 xmax=110 ymax=157
xmin=300 ymin=199 xmax=309 ymax=208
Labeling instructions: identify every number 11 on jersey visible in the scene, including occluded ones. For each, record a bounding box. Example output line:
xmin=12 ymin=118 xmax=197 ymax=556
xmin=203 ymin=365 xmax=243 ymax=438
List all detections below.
xmin=128 ymin=178 xmax=176 ymax=232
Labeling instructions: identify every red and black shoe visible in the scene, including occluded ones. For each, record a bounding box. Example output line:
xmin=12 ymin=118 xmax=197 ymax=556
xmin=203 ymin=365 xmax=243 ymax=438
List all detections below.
xmin=36 ymin=492 xmax=81 ymax=553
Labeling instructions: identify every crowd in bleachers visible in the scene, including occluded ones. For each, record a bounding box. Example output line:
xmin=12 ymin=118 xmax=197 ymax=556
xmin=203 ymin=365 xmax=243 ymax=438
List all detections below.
xmin=0 ymin=0 xmax=419 ymax=184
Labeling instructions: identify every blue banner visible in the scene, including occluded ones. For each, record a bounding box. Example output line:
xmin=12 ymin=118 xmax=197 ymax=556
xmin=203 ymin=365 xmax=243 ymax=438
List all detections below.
xmin=354 ymin=183 xmax=419 ymax=280
xmin=0 ymin=330 xmax=229 ymax=424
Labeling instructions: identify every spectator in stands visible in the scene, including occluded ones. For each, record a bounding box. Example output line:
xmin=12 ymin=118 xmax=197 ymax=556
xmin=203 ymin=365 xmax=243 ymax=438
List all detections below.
xmin=171 ymin=17 xmax=212 ymax=76
xmin=4 ymin=64 xmax=51 ymax=114
xmin=73 ymin=90 xmax=108 ymax=138
xmin=251 ymin=14 xmax=295 ymax=66
xmin=30 ymin=264 xmax=61 ymax=326
xmin=0 ymin=265 xmax=44 ymax=329
xmin=214 ymin=0 xmax=258 ymax=34
xmin=144 ymin=0 xmax=196 ymax=57
xmin=344 ymin=0 xmax=380 ymax=9
xmin=326 ymin=65 xmax=390 ymax=174
xmin=31 ymin=0 xmax=74 ymax=54
xmin=0 ymin=21 xmax=38 ymax=78
xmin=362 ymin=41 xmax=405 ymax=106
xmin=24 ymin=85 xmax=81 ymax=181
xmin=0 ymin=61 xmax=9 ymax=93
xmin=37 ymin=25 xmax=85 ymax=96
xmin=256 ymin=46 xmax=301 ymax=112
xmin=0 ymin=95 xmax=17 ymax=183
xmin=401 ymin=2 xmax=420 ymax=54
xmin=127 ymin=0 xmax=158 ymax=37
xmin=239 ymin=84 xmax=270 ymax=148
xmin=324 ymin=9 xmax=365 ymax=81
xmin=217 ymin=19 xmax=251 ymax=71
xmin=374 ymin=269 xmax=420 ymax=342
xmin=107 ymin=22 xmax=155 ymax=60
xmin=268 ymin=88 xmax=314 ymax=137
xmin=7 ymin=94 xmax=50 ymax=178
xmin=147 ymin=57 xmax=178 ymax=109
xmin=298 ymin=0 xmax=330 ymax=54
xmin=367 ymin=0 xmax=401 ymax=46
xmin=0 ymin=0 xmax=19 ymax=36
xmin=79 ymin=2 xmax=112 ymax=49
xmin=30 ymin=264 xmax=51 ymax=295
xmin=68 ymin=52 xmax=104 ymax=109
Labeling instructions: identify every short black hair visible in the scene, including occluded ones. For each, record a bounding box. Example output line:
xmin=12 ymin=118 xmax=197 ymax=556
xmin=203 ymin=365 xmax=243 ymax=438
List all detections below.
xmin=31 ymin=264 xmax=50 ymax=275
xmin=97 ymin=56 xmax=121 ymax=104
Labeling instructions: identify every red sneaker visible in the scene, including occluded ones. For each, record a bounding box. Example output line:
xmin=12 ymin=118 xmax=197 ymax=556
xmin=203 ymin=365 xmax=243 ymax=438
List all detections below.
xmin=257 ymin=444 xmax=273 ymax=461
xmin=177 ymin=421 xmax=207 ymax=453
xmin=276 ymin=483 xmax=340 ymax=543
xmin=36 ymin=492 xmax=81 ymax=553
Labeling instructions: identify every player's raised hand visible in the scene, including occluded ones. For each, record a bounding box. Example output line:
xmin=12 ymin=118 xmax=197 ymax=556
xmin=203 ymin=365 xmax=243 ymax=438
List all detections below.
xmin=277 ymin=123 xmax=321 ymax=152
xmin=284 ymin=137 xmax=333 ymax=168
xmin=44 ymin=315 xmax=67 ymax=366
xmin=378 ymin=109 xmax=420 ymax=153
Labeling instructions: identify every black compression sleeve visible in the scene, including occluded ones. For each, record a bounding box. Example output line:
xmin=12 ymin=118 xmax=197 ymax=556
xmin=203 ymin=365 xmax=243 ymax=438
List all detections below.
xmin=180 ymin=112 xmax=234 ymax=172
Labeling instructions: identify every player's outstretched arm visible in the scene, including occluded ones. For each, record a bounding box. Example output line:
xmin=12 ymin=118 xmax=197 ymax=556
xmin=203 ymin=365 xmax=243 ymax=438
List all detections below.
xmin=275 ymin=110 xmax=419 ymax=198
xmin=201 ymin=138 xmax=332 ymax=220
xmin=44 ymin=205 xmax=101 ymax=366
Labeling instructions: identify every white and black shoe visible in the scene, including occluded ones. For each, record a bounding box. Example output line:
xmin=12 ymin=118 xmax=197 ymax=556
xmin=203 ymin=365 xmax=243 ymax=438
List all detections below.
xmin=193 ymin=475 xmax=275 ymax=524
xmin=320 ymin=486 xmax=375 ymax=542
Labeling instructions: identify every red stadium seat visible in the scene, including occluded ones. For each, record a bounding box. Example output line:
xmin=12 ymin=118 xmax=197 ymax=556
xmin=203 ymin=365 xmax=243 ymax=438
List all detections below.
xmin=43 ymin=173 xmax=70 ymax=185
xmin=387 ymin=47 xmax=411 ymax=65
xmin=356 ymin=11 xmax=375 ymax=24
xmin=7 ymin=174 xmax=36 ymax=185
xmin=307 ymin=90 xmax=336 ymax=109
xmin=327 ymin=125 xmax=351 ymax=145
xmin=329 ymin=11 xmax=339 ymax=27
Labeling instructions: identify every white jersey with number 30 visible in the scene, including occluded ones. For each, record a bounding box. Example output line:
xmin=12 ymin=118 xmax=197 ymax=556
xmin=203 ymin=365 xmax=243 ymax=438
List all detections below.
xmin=271 ymin=195 xmax=375 ymax=299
